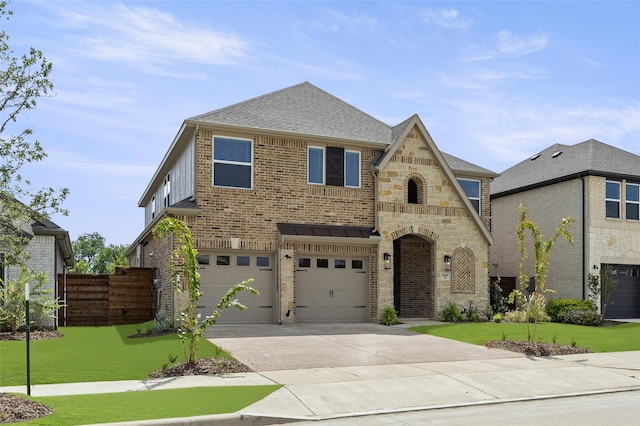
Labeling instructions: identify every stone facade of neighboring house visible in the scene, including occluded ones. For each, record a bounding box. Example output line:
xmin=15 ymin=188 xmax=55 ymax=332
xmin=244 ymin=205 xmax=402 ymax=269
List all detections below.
xmin=128 ymin=82 xmax=496 ymax=324
xmin=0 ymin=217 xmax=74 ymax=328
xmin=490 ymin=139 xmax=640 ymax=318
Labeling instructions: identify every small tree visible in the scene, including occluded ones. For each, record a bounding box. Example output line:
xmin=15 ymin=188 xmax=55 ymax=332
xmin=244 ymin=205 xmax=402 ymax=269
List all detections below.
xmin=0 ymin=266 xmax=59 ymax=333
xmin=0 ymin=2 xmax=68 ymax=332
xmin=599 ymin=265 xmax=618 ymax=319
xmin=511 ymin=204 xmax=573 ymax=342
xmin=153 ymin=218 xmax=258 ymax=363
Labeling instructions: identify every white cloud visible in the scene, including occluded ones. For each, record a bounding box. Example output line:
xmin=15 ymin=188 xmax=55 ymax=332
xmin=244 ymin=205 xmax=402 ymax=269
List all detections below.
xmin=52 ymin=4 xmax=248 ymax=73
xmin=496 ymin=30 xmax=548 ymax=57
xmin=421 ymin=8 xmax=472 ymax=30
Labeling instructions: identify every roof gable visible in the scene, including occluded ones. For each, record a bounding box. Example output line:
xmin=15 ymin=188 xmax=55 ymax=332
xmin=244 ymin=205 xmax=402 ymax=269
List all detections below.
xmin=188 ymin=82 xmax=392 ymax=145
xmin=373 ymin=115 xmax=493 ymax=244
xmin=491 ymin=139 xmax=640 ymax=196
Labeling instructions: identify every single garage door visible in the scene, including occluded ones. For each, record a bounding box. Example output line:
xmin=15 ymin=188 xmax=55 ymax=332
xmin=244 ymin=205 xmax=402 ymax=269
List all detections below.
xmin=196 ymin=252 xmax=274 ymax=323
xmin=605 ymin=264 xmax=640 ymax=319
xmin=296 ymin=255 xmax=368 ymax=322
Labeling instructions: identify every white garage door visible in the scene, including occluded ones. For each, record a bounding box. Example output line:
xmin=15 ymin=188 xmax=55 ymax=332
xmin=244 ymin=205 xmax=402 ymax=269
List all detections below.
xmin=196 ymin=252 xmax=274 ymax=324
xmin=296 ymin=255 xmax=368 ymax=322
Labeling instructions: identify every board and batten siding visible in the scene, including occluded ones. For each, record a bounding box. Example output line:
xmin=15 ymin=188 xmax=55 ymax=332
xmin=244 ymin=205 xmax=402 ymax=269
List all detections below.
xmin=144 ymin=137 xmax=196 ymax=226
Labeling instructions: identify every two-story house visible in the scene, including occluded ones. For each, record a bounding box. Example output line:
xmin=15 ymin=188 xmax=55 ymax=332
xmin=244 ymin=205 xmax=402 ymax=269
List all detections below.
xmin=1 ymin=215 xmax=74 ymax=328
xmin=128 ymin=82 xmax=496 ymax=324
xmin=490 ymin=139 xmax=640 ymax=318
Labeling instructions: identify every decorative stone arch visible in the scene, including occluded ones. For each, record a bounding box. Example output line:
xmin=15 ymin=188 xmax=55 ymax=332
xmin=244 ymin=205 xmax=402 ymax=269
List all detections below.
xmin=451 ymin=246 xmax=475 ymax=293
xmin=390 ymin=226 xmax=437 ymax=318
xmin=405 ymin=173 xmax=427 ymax=204
xmin=390 ymin=225 xmax=439 ymax=242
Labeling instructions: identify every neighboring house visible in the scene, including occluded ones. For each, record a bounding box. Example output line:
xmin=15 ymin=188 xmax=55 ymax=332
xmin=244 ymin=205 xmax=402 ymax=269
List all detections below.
xmin=0 ymin=216 xmax=74 ymax=327
xmin=128 ymin=82 xmax=496 ymax=324
xmin=490 ymin=139 xmax=640 ymax=318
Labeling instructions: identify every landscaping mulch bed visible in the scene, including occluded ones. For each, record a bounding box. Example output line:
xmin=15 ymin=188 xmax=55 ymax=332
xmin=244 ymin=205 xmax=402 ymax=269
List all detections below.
xmin=0 ymin=393 xmax=54 ymax=424
xmin=148 ymin=357 xmax=251 ymax=378
xmin=486 ymin=340 xmax=592 ymax=356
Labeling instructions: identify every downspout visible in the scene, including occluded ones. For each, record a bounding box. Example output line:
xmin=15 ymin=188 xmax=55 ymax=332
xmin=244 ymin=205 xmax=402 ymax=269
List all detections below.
xmin=581 ymin=174 xmax=586 ymax=300
xmin=277 ymin=235 xmax=283 ymax=325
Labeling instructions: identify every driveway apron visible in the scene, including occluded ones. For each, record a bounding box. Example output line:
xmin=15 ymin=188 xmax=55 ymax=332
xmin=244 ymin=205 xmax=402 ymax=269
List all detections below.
xmin=206 ymin=322 xmax=522 ymax=371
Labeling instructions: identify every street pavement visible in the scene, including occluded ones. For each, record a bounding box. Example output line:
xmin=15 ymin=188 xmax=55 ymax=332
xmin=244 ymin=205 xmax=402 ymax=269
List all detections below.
xmin=1 ymin=321 xmax=639 ymax=425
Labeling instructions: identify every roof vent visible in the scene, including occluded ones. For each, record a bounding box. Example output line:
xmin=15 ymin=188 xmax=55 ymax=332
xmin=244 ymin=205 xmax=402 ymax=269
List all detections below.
xmin=551 ymin=151 xmax=563 ymax=158
xmin=530 ymin=154 xmax=540 ymax=161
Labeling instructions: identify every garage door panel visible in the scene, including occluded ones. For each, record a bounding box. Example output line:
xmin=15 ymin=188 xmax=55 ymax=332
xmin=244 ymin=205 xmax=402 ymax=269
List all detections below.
xmin=296 ymin=255 xmax=368 ymax=323
xmin=606 ymin=265 xmax=640 ymax=319
xmin=197 ymin=253 xmax=274 ymax=324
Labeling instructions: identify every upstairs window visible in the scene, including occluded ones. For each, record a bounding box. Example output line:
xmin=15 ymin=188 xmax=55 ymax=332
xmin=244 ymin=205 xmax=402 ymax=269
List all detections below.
xmin=606 ymin=180 xmax=621 ymax=219
xmin=345 ymin=151 xmax=360 ymax=187
xmin=151 ymin=195 xmax=156 ymax=219
xmin=308 ymin=146 xmax=360 ymax=188
xmin=213 ymin=136 xmax=253 ymax=189
xmin=308 ymin=147 xmax=324 ymax=184
xmin=408 ymin=179 xmax=418 ymax=204
xmin=626 ymin=183 xmax=639 ymax=221
xmin=163 ymin=174 xmax=171 ymax=207
xmin=458 ymin=178 xmax=481 ymax=213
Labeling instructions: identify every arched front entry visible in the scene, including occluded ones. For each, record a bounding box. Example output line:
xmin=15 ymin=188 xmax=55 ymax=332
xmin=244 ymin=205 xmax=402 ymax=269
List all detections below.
xmin=392 ymin=234 xmax=435 ymax=318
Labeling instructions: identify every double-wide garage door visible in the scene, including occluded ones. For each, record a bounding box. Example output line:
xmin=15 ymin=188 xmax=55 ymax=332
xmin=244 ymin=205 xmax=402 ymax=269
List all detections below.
xmin=296 ymin=255 xmax=369 ymax=322
xmin=196 ymin=252 xmax=274 ymax=323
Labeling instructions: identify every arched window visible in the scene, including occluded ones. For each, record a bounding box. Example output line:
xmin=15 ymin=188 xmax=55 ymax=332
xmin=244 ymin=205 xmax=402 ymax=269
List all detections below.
xmin=408 ymin=179 xmax=418 ymax=204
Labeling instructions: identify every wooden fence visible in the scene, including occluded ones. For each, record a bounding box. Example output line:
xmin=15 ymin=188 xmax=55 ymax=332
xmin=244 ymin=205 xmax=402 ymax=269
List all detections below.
xmin=58 ymin=267 xmax=157 ymax=326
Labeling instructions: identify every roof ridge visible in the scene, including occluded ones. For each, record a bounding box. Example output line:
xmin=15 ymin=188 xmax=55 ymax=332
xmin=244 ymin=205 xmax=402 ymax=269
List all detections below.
xmin=189 ymin=81 xmax=312 ymax=121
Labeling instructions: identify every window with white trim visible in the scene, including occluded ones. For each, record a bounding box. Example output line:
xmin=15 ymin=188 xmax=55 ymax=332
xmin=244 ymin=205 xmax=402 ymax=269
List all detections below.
xmin=151 ymin=195 xmax=156 ymax=219
xmin=307 ymin=146 xmax=360 ymax=187
xmin=163 ymin=174 xmax=171 ymax=207
xmin=457 ymin=178 xmax=481 ymax=213
xmin=606 ymin=180 xmax=621 ymax=219
xmin=213 ymin=136 xmax=253 ymax=189
xmin=345 ymin=150 xmax=360 ymax=187
xmin=308 ymin=147 xmax=324 ymax=184
xmin=626 ymin=182 xmax=639 ymax=221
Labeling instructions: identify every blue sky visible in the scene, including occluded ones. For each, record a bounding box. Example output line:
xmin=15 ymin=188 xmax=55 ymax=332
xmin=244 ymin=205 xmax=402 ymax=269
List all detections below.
xmin=7 ymin=1 xmax=640 ymax=245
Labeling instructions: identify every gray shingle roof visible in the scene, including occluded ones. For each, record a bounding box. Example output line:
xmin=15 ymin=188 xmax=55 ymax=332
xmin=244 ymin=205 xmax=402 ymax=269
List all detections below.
xmin=189 ymin=82 xmax=392 ymax=145
xmin=491 ymin=139 xmax=640 ymax=196
xmin=441 ymin=152 xmax=498 ymax=177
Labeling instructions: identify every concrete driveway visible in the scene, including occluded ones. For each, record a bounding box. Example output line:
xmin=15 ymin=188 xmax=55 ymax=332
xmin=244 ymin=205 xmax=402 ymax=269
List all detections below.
xmin=206 ymin=321 xmax=522 ymax=371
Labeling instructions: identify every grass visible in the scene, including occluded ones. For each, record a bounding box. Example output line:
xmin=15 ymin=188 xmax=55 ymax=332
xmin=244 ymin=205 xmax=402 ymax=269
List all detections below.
xmin=1 ymin=322 xmax=281 ymax=424
xmin=16 ymin=386 xmax=281 ymax=425
xmin=1 ymin=322 xmax=230 ymax=386
xmin=408 ymin=322 xmax=640 ymax=352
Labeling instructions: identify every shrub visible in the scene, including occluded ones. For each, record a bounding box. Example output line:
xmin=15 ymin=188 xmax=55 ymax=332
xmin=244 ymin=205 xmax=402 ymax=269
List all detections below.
xmin=546 ymin=298 xmax=595 ymax=322
xmin=440 ymin=302 xmax=463 ymax=322
xmin=380 ymin=306 xmax=400 ymax=326
xmin=464 ymin=301 xmax=479 ymax=322
xmin=559 ymin=309 xmax=603 ymax=326
xmin=152 ymin=309 xmax=175 ymax=333
xmin=489 ymin=277 xmax=509 ymax=314
xmin=493 ymin=313 xmax=503 ymax=323
xmin=503 ymin=308 xmax=550 ymax=323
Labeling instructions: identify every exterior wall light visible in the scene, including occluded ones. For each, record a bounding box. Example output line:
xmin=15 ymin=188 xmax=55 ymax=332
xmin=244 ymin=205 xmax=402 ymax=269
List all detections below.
xmin=383 ymin=252 xmax=391 ymax=269
xmin=444 ymin=255 xmax=452 ymax=271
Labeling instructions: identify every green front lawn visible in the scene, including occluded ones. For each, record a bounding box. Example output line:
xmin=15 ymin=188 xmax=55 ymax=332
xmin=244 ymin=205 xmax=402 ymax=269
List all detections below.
xmin=409 ymin=322 xmax=640 ymax=352
xmin=1 ymin=322 xmax=228 ymax=386
xmin=17 ymin=386 xmax=280 ymax=425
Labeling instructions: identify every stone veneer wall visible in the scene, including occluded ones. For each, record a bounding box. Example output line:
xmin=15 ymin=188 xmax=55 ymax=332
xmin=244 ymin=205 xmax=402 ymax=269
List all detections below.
xmin=377 ymin=125 xmax=490 ymax=316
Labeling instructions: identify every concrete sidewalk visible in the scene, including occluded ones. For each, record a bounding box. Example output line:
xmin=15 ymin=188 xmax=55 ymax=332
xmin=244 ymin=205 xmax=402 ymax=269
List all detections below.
xmin=2 ymin=351 xmax=639 ymax=425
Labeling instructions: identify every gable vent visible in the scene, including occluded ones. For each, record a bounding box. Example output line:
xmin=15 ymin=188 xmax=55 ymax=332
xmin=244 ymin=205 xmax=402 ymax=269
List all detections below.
xmin=551 ymin=151 xmax=563 ymax=158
